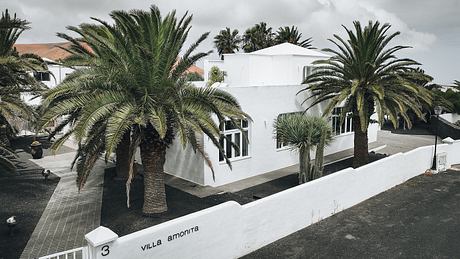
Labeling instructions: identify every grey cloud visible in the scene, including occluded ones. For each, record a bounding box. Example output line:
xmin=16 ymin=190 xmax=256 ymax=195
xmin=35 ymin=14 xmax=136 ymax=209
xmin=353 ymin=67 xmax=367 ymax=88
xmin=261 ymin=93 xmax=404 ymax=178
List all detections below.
xmin=1 ymin=0 xmax=459 ymax=84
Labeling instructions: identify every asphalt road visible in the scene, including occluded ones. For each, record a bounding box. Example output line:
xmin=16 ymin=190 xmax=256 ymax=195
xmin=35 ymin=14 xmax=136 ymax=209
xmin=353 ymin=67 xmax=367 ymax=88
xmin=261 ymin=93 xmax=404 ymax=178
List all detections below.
xmin=244 ymin=169 xmax=460 ymax=259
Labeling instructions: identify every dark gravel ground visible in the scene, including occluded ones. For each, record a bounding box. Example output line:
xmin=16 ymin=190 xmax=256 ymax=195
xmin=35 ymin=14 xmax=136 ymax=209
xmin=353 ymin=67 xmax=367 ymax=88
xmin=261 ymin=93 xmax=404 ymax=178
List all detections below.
xmin=100 ymin=168 xmax=253 ymax=235
xmin=237 ymin=153 xmax=387 ymax=200
xmin=244 ymin=170 xmax=460 ymax=259
xmin=0 ymin=136 xmax=65 ymax=259
xmin=101 ymin=153 xmax=386 ymax=236
xmin=0 ymin=168 xmax=59 ymax=259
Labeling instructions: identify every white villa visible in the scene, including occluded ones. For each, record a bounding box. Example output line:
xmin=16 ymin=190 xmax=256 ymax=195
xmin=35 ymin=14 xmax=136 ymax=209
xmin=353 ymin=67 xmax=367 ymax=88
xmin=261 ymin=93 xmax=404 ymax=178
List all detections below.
xmin=16 ymin=42 xmax=380 ymax=187
xmin=165 ymin=43 xmax=380 ymax=187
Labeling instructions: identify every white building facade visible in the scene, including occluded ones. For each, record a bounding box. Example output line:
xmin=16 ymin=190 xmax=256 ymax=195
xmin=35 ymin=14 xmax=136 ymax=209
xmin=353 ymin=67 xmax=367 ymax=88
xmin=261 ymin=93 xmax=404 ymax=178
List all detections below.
xmin=22 ymin=59 xmax=74 ymax=106
xmin=165 ymin=43 xmax=379 ymax=187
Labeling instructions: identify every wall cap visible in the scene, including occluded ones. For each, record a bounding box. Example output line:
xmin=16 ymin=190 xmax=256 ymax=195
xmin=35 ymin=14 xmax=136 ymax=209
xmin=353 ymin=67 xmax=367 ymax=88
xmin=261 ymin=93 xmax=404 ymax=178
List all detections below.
xmin=85 ymin=226 xmax=119 ymax=247
xmin=442 ymin=137 xmax=455 ymax=144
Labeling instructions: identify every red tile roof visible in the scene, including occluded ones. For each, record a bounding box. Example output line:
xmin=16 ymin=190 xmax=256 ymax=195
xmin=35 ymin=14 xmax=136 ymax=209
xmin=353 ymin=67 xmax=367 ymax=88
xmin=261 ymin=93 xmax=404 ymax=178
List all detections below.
xmin=14 ymin=42 xmax=204 ymax=76
xmin=15 ymin=42 xmax=73 ymax=61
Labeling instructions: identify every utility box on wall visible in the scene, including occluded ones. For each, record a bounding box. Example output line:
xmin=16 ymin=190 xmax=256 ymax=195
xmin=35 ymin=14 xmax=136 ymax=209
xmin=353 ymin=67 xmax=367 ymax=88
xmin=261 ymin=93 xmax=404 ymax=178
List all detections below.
xmin=437 ymin=152 xmax=448 ymax=172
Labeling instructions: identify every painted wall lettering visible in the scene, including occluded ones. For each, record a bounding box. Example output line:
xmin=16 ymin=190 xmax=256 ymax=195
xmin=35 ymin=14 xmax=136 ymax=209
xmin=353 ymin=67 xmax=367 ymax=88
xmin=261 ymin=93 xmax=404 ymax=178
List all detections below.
xmin=168 ymin=226 xmax=199 ymax=242
xmin=138 ymin=226 xmax=200 ymax=253
xmin=141 ymin=239 xmax=162 ymax=251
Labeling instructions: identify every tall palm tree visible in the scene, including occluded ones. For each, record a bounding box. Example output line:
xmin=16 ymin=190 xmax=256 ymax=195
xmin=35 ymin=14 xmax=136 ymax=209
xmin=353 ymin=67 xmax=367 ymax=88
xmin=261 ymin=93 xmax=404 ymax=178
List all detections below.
xmin=275 ymin=26 xmax=314 ymax=49
xmin=0 ymin=9 xmax=47 ymax=145
xmin=214 ymin=27 xmax=241 ymax=60
xmin=274 ymin=113 xmax=332 ymax=183
xmin=40 ymin=6 xmax=248 ymax=215
xmin=242 ymin=22 xmax=275 ymax=53
xmin=301 ymin=21 xmax=432 ymax=167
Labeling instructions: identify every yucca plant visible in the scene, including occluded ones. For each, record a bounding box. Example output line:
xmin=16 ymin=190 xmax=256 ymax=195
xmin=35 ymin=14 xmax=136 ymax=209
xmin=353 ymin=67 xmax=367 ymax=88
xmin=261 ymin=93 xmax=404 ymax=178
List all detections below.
xmin=41 ymin=6 xmax=248 ymax=215
xmin=274 ymin=113 xmax=332 ymax=183
xmin=301 ymin=21 xmax=432 ymax=167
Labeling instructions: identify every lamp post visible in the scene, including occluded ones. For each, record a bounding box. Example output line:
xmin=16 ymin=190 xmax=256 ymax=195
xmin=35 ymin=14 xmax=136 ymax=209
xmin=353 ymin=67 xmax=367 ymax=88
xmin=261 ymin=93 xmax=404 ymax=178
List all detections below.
xmin=431 ymin=106 xmax=442 ymax=170
xmin=42 ymin=169 xmax=51 ymax=182
xmin=6 ymin=216 xmax=16 ymax=236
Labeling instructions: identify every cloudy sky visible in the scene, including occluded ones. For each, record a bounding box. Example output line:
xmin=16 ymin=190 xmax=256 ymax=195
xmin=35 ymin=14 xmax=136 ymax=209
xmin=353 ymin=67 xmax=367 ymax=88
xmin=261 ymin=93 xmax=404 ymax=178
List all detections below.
xmin=3 ymin=0 xmax=459 ymax=84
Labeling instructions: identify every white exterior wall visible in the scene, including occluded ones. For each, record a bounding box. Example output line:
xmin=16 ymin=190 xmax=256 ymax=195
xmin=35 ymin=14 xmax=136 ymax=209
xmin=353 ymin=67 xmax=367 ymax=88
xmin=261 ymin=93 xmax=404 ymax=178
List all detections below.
xmin=22 ymin=63 xmax=74 ymax=106
xmin=172 ymin=47 xmax=380 ymax=187
xmin=164 ymin=135 xmax=205 ymax=185
xmin=201 ymin=84 xmax=378 ymax=186
xmin=212 ymin=54 xmax=321 ymax=87
xmin=440 ymin=113 xmax=460 ymax=124
xmin=203 ymin=84 xmax=303 ymax=186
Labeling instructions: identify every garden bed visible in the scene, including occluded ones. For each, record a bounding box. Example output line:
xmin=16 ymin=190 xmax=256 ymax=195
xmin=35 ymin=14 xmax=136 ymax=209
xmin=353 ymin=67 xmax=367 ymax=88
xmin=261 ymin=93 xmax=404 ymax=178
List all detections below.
xmin=0 ymin=135 xmax=67 ymax=259
xmin=0 ymin=169 xmax=59 ymax=259
xmin=101 ymin=153 xmax=386 ymax=236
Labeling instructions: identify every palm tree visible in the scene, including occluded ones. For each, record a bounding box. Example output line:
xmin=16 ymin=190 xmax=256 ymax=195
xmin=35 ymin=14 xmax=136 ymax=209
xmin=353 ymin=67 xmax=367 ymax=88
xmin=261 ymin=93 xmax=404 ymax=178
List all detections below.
xmin=214 ymin=27 xmax=241 ymax=60
xmin=0 ymin=9 xmax=47 ymax=145
xmin=40 ymin=6 xmax=248 ymax=215
xmin=301 ymin=21 xmax=432 ymax=167
xmin=274 ymin=113 xmax=332 ymax=183
xmin=242 ymin=22 xmax=275 ymax=52
xmin=275 ymin=26 xmax=314 ymax=49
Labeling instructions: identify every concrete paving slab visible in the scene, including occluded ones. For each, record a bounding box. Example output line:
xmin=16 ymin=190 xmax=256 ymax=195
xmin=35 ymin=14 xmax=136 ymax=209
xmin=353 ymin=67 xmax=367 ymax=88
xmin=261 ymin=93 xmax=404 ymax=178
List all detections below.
xmin=20 ymin=152 xmax=107 ymax=258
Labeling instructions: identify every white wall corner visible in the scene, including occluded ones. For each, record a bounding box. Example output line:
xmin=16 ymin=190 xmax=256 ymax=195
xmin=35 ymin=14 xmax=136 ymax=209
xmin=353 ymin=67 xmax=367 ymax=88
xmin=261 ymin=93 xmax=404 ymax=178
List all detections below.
xmin=85 ymin=226 xmax=119 ymax=247
xmin=442 ymin=137 xmax=455 ymax=144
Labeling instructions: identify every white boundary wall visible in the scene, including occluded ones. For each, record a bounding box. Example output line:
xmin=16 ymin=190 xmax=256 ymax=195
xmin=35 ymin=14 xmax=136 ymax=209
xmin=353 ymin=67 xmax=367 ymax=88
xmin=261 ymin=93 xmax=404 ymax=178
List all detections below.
xmin=440 ymin=113 xmax=460 ymax=124
xmin=83 ymin=141 xmax=460 ymax=259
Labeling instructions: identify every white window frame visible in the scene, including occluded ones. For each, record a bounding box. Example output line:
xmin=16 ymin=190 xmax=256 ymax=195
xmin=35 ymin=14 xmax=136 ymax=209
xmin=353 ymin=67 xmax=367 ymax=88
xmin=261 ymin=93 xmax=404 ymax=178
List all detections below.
xmin=275 ymin=112 xmax=297 ymax=150
xmin=34 ymin=71 xmax=51 ymax=82
xmin=331 ymin=107 xmax=353 ymax=136
xmin=219 ymin=119 xmax=250 ymax=162
xmin=302 ymin=65 xmax=316 ymax=81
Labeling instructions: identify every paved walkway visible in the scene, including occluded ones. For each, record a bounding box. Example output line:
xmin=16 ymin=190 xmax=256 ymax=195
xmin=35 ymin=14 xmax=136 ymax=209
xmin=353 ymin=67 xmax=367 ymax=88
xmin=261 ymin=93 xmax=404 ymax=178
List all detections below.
xmin=20 ymin=152 xmax=106 ymax=258
xmin=375 ymin=129 xmax=437 ymax=154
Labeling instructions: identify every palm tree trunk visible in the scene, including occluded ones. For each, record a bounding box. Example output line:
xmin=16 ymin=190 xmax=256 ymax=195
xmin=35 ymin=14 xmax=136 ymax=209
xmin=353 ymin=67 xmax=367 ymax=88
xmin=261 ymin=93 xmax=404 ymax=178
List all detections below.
xmin=353 ymin=116 xmax=369 ymax=168
xmin=299 ymin=145 xmax=311 ymax=184
xmin=115 ymin=131 xmax=131 ymax=179
xmin=314 ymin=132 xmax=326 ymax=179
xmin=299 ymin=147 xmax=305 ymax=184
xmin=140 ymin=136 xmax=168 ymax=215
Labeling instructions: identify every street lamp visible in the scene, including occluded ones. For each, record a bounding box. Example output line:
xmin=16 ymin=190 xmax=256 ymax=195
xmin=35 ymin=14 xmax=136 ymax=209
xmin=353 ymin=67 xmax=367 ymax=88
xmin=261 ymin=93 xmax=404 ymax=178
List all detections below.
xmin=6 ymin=216 xmax=16 ymax=236
xmin=431 ymin=106 xmax=442 ymax=170
xmin=41 ymin=169 xmax=51 ymax=181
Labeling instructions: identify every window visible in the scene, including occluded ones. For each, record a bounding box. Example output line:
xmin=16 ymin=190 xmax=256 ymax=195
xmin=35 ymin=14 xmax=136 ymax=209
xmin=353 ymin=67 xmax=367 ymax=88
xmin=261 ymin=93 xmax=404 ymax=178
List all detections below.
xmin=276 ymin=138 xmax=288 ymax=149
xmin=331 ymin=107 xmax=353 ymax=135
xmin=219 ymin=119 xmax=249 ymax=162
xmin=302 ymin=66 xmax=316 ymax=81
xmin=275 ymin=113 xmax=297 ymax=149
xmin=33 ymin=71 xmax=50 ymax=81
